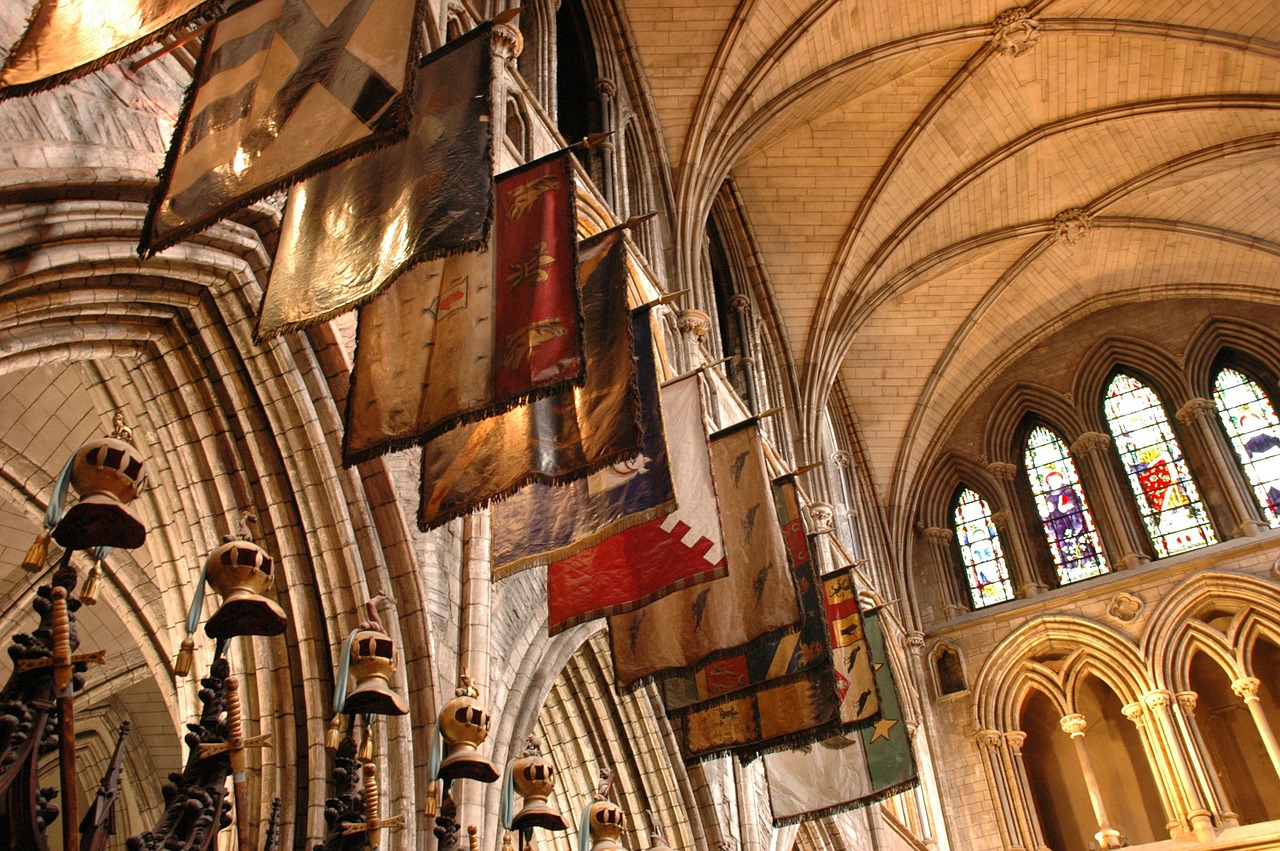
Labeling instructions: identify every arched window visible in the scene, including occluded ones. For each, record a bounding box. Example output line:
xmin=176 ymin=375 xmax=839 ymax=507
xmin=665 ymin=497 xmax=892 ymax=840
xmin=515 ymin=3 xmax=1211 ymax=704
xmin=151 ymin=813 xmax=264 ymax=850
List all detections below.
xmin=952 ymin=487 xmax=1014 ymax=608
xmin=1103 ymin=372 xmax=1216 ymax=557
xmin=1023 ymin=425 xmax=1108 ymax=585
xmin=1212 ymin=366 xmax=1280 ymax=527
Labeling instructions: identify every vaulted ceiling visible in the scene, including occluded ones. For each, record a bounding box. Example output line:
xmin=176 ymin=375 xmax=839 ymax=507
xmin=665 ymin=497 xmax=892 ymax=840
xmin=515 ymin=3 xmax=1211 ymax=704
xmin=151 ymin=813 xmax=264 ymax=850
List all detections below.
xmin=620 ymin=0 xmax=1280 ymax=520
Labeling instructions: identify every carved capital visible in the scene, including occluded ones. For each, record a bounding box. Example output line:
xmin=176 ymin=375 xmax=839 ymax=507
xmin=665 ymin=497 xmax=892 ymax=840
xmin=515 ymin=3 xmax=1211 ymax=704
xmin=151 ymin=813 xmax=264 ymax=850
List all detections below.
xmin=1053 ymin=208 xmax=1093 ymax=246
xmin=922 ymin=526 xmax=953 ymax=545
xmin=1004 ymin=730 xmax=1027 ymax=753
xmin=806 ymin=502 xmax=835 ymax=533
xmin=1143 ymin=690 xmax=1173 ymax=711
xmin=987 ymin=461 xmax=1019 ymax=481
xmin=831 ymin=450 xmax=852 ymax=470
xmin=1070 ymin=431 xmax=1111 ymax=457
xmin=729 ymin=293 xmax=751 ymax=314
xmin=1059 ymin=713 xmax=1088 ymax=738
xmin=975 ymin=729 xmax=1004 ymax=750
xmin=905 ymin=632 xmax=926 ymax=654
xmin=1176 ymin=397 xmax=1216 ymax=425
xmin=990 ymin=7 xmax=1040 ymax=56
xmin=1119 ymin=551 xmax=1152 ymax=570
xmin=1232 ymin=676 xmax=1261 ymax=702
xmin=594 ymin=78 xmax=617 ymax=99
xmin=677 ymin=308 xmax=711 ymax=341
xmin=1122 ymin=702 xmax=1146 ymax=724
xmin=492 ymin=20 xmax=524 ymax=60
xmin=991 ymin=509 xmax=1010 ymax=530
xmin=1175 ymin=691 xmax=1198 ymax=715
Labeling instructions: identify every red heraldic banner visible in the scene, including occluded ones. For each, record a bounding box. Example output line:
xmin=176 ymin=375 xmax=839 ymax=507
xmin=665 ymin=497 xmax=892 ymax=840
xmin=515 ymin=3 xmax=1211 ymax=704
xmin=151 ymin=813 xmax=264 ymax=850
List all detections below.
xmin=547 ymin=375 xmax=727 ymax=634
xmin=417 ymin=228 xmax=639 ymax=530
xmin=342 ymin=149 xmax=581 ymax=465
xmin=602 ymin=419 xmax=803 ymax=685
xmin=493 ymin=152 xmax=581 ymax=399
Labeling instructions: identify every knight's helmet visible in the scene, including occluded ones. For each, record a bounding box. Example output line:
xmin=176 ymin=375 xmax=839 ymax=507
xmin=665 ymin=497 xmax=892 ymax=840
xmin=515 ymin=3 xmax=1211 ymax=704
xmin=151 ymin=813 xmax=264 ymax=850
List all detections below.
xmin=53 ymin=412 xmax=147 ymax=550
xmin=203 ymin=512 xmax=287 ymax=639
xmin=437 ymin=673 xmax=499 ymax=782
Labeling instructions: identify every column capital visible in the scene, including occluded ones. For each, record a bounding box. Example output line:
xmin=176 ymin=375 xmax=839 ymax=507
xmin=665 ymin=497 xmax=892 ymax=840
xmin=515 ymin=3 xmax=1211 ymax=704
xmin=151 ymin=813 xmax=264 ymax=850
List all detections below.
xmin=1175 ymin=691 xmax=1198 ymax=715
xmin=905 ymin=631 xmax=926 ymax=654
xmin=922 ymin=526 xmax=953 ymax=544
xmin=729 ymin=292 xmax=751 ymax=313
xmin=831 ymin=450 xmax=852 ymax=470
xmin=975 ymin=729 xmax=1005 ymax=750
xmin=1231 ymin=676 xmax=1261 ymax=702
xmin=1060 ymin=713 xmax=1088 ymax=737
xmin=987 ymin=461 xmax=1019 ymax=481
xmin=806 ymin=502 xmax=835 ymax=533
xmin=1122 ymin=701 xmax=1146 ymax=724
xmin=1070 ymin=431 xmax=1111 ymax=457
xmin=991 ymin=509 xmax=1011 ymax=530
xmin=1176 ymin=397 xmax=1216 ymax=425
xmin=1004 ymin=730 xmax=1027 ymax=752
xmin=1143 ymin=689 xmax=1174 ymax=711
xmin=676 ymin=308 xmax=711 ymax=340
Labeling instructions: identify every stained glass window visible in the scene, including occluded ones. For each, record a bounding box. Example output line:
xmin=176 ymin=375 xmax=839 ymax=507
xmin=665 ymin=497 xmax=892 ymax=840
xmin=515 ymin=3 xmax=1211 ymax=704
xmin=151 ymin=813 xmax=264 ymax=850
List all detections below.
xmin=1213 ymin=367 xmax=1280 ymax=527
xmin=1104 ymin=373 xmax=1216 ymax=556
xmin=1024 ymin=426 xmax=1109 ymax=584
xmin=953 ymin=488 xmax=1015 ymax=608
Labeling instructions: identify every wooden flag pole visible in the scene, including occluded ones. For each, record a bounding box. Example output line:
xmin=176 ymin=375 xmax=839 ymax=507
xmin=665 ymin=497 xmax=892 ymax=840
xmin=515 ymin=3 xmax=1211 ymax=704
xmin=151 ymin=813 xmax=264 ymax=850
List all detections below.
xmin=52 ymin=584 xmax=79 ymax=851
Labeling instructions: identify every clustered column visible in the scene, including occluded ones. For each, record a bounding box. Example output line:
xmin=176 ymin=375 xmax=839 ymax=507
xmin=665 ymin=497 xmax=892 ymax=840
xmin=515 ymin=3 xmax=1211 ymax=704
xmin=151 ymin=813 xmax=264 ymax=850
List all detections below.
xmin=985 ymin=461 xmax=1043 ymax=598
xmin=974 ymin=729 xmax=1049 ymax=851
xmin=1173 ymin=691 xmax=1240 ymax=828
xmin=1176 ymin=398 xmax=1269 ymax=538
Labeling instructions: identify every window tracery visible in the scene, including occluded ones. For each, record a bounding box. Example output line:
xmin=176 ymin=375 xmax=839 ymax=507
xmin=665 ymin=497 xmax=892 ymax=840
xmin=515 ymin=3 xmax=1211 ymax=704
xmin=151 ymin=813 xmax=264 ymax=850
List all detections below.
xmin=1212 ymin=366 xmax=1280 ymax=527
xmin=953 ymin=487 xmax=1014 ymax=608
xmin=1103 ymin=372 xmax=1216 ymax=557
xmin=1023 ymin=425 xmax=1108 ymax=585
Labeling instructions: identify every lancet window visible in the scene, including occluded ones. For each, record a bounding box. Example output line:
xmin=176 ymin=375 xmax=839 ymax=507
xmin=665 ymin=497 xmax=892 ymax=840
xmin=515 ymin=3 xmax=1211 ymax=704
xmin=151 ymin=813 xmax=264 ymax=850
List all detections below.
xmin=1103 ymin=372 xmax=1216 ymax=557
xmin=952 ymin=487 xmax=1014 ymax=608
xmin=1212 ymin=366 xmax=1280 ymax=527
xmin=1023 ymin=425 xmax=1108 ymax=585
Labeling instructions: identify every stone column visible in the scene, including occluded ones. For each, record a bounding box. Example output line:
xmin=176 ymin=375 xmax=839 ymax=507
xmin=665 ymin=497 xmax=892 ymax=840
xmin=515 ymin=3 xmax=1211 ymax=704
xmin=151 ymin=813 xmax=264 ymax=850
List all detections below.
xmin=1176 ymin=398 xmax=1268 ymax=538
xmin=677 ymin=308 xmax=711 ymax=371
xmin=1232 ymin=677 xmax=1280 ymax=779
xmin=727 ymin=293 xmax=759 ymax=411
xmin=1174 ymin=691 xmax=1240 ymax=828
xmin=985 ymin=461 xmax=1043 ymax=597
xmin=1069 ymin=431 xmax=1151 ymax=569
xmin=1059 ymin=714 xmax=1124 ymax=848
xmin=807 ymin=502 xmax=835 ymax=573
xmin=1126 ymin=694 xmax=1210 ymax=841
xmin=455 ymin=511 xmax=493 ymax=830
xmin=975 ymin=730 xmax=1026 ymax=850
xmin=920 ymin=526 xmax=967 ymax=618
xmin=1004 ymin=732 xmax=1052 ymax=851
xmin=593 ymin=78 xmax=617 ymax=203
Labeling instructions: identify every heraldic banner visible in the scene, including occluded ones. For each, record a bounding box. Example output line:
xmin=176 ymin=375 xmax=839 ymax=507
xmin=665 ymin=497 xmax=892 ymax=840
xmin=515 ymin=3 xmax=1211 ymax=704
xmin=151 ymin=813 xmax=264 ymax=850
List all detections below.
xmin=342 ymin=150 xmax=582 ymax=464
xmin=764 ymin=607 xmax=918 ymax=825
xmin=417 ymin=228 xmax=639 ymax=530
xmin=141 ymin=0 xmax=427 ymax=255
xmin=605 ymin=419 xmax=801 ymax=686
xmin=545 ymin=373 xmax=722 ymax=634
xmin=660 ymin=476 xmax=824 ymax=714
xmin=0 ymin=0 xmax=219 ymax=98
xmin=257 ymin=20 xmax=497 ymax=338
xmin=491 ymin=310 xmax=674 ymax=576
xmin=670 ymin=564 xmax=880 ymax=764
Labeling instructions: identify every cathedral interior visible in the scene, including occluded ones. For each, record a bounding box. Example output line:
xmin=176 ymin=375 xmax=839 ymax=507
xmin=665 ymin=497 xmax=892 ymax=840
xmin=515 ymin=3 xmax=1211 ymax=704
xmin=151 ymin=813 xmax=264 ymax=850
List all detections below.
xmin=3 ymin=0 xmax=1280 ymax=850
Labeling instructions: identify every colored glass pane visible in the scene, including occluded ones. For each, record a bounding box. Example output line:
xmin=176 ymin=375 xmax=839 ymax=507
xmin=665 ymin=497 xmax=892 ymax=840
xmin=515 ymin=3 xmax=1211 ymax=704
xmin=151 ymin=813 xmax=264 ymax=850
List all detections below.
xmin=1104 ymin=373 xmax=1216 ymax=557
xmin=1213 ymin=367 xmax=1280 ymax=527
xmin=1024 ymin=426 xmax=1109 ymax=584
xmin=953 ymin=488 xmax=1014 ymax=608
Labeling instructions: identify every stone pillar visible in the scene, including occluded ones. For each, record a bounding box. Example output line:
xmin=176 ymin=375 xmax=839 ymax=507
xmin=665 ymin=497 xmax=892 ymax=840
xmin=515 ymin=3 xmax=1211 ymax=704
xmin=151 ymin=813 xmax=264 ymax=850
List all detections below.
xmin=984 ymin=461 xmax=1043 ymax=597
xmin=1232 ymin=677 xmax=1280 ymax=779
xmin=975 ymin=730 xmax=1026 ymax=851
xmin=1174 ymin=691 xmax=1240 ymax=828
xmin=920 ymin=526 xmax=967 ymax=617
xmin=1176 ymin=398 xmax=1268 ymax=538
xmin=677 ymin=308 xmax=711 ymax=371
xmin=1124 ymin=694 xmax=1209 ymax=841
xmin=1059 ymin=714 xmax=1124 ymax=848
xmin=1069 ymin=431 xmax=1151 ymax=569
xmin=455 ymin=511 xmax=492 ymax=831
xmin=806 ymin=502 xmax=835 ymax=573
xmin=1004 ymin=732 xmax=1052 ymax=851
xmin=593 ymin=78 xmax=617 ymax=203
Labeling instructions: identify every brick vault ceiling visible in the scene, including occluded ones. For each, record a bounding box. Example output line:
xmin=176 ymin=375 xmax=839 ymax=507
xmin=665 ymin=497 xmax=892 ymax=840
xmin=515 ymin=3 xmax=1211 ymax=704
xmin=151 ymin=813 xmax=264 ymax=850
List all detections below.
xmin=624 ymin=0 xmax=1280 ymax=508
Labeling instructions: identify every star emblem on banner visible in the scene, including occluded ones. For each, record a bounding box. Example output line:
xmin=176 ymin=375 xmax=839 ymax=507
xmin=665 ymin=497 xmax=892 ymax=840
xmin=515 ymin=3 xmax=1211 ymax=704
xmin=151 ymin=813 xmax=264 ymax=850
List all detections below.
xmin=870 ymin=717 xmax=898 ymax=743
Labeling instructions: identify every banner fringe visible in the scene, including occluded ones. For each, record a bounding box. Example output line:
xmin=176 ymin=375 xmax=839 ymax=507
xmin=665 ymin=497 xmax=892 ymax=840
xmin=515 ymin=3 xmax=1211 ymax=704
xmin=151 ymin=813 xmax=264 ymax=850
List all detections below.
xmin=768 ymin=778 xmax=920 ymax=828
